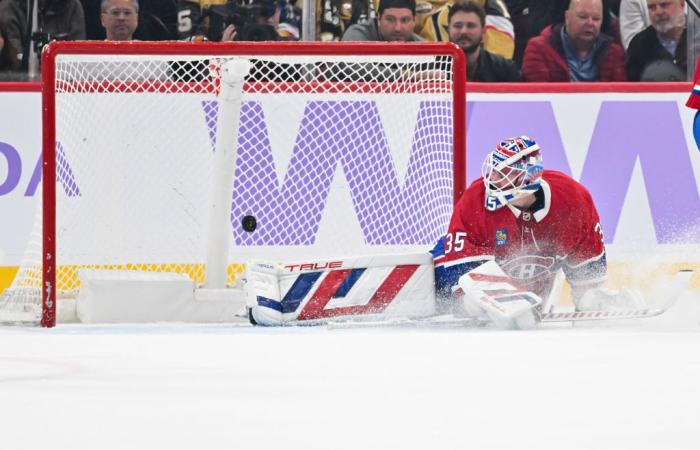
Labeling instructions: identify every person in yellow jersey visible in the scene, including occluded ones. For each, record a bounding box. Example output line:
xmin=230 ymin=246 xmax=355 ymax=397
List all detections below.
xmin=177 ymin=0 xmax=228 ymax=39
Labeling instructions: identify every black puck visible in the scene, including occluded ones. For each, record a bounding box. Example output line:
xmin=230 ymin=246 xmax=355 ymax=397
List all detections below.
xmin=241 ymin=215 xmax=257 ymax=232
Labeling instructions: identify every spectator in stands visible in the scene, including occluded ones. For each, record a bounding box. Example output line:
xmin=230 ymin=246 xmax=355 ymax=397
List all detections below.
xmin=625 ymin=0 xmax=687 ymax=81
xmin=81 ymin=0 xmax=106 ymax=39
xmin=0 ymin=0 xmax=85 ymax=74
xmin=521 ymin=0 xmax=626 ymax=81
xmin=219 ymin=0 xmax=287 ymax=41
xmin=448 ymin=0 xmax=521 ymax=81
xmin=415 ymin=0 xmax=514 ymax=58
xmin=132 ymin=0 xmax=178 ymax=40
xmin=527 ymin=0 xmax=620 ymax=39
xmin=179 ymin=0 xmax=298 ymax=41
xmin=83 ymin=0 xmax=177 ymax=40
xmin=101 ymin=0 xmax=138 ymax=40
xmin=0 ymin=20 xmax=8 ymax=71
xmin=342 ymin=0 xmax=424 ymax=41
xmin=620 ymin=0 xmax=650 ymax=49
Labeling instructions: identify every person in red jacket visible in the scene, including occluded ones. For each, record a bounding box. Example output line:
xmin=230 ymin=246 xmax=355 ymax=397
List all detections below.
xmin=521 ymin=0 xmax=626 ymax=82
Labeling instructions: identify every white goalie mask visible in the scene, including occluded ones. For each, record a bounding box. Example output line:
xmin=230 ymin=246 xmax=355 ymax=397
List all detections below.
xmin=482 ymin=136 xmax=544 ymax=211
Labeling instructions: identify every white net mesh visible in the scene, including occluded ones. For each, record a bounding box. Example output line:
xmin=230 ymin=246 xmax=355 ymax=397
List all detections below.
xmin=0 ymin=43 xmax=463 ymax=325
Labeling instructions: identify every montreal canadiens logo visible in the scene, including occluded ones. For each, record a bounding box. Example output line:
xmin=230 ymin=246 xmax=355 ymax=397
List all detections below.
xmin=500 ymin=255 xmax=555 ymax=280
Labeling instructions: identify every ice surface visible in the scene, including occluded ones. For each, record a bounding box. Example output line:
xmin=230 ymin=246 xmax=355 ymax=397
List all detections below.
xmin=1 ymin=316 xmax=699 ymax=450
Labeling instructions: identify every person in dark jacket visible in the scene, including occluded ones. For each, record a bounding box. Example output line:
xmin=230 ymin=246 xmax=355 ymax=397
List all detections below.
xmin=0 ymin=0 xmax=85 ymax=72
xmin=447 ymin=0 xmax=521 ymax=81
xmin=521 ymin=0 xmax=626 ymax=81
xmin=625 ymin=0 xmax=686 ymax=81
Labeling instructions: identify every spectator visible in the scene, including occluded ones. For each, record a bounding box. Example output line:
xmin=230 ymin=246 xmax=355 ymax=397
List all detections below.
xmin=0 ymin=18 xmax=9 ymax=71
xmin=84 ymin=0 xmax=177 ymax=40
xmin=625 ymin=0 xmax=687 ymax=81
xmin=0 ymin=0 xmax=85 ymax=74
xmin=217 ymin=0 xmax=298 ymax=41
xmin=101 ymin=0 xmax=138 ymax=40
xmin=619 ymin=0 xmax=650 ymax=49
xmin=80 ymin=0 xmax=105 ymax=39
xmin=528 ymin=0 xmax=619 ymax=39
xmin=132 ymin=0 xmax=178 ymax=40
xmin=448 ymin=0 xmax=521 ymax=81
xmin=178 ymin=0 xmax=297 ymax=42
xmin=342 ymin=0 xmax=424 ymax=41
xmin=415 ymin=0 xmax=515 ymax=58
xmin=521 ymin=0 xmax=626 ymax=81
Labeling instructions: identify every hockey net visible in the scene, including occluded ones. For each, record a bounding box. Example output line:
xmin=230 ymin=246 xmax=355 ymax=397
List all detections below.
xmin=0 ymin=41 xmax=466 ymax=327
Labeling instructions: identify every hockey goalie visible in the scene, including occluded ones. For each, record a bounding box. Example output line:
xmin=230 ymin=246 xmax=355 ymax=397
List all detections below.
xmin=245 ymin=136 xmax=676 ymax=329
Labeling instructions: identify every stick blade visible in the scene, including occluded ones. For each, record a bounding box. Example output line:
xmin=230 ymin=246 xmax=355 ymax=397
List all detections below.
xmin=540 ymin=270 xmax=694 ymax=323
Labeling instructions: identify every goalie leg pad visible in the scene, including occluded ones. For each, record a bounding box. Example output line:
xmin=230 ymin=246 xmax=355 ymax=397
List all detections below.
xmin=245 ymin=253 xmax=436 ymax=325
xmin=245 ymin=262 xmax=284 ymax=326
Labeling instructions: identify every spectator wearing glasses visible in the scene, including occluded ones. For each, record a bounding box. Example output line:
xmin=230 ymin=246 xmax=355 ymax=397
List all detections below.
xmin=101 ymin=0 xmax=138 ymax=40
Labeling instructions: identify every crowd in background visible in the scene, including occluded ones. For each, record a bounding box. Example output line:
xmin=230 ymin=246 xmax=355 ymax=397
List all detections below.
xmin=0 ymin=0 xmax=692 ymax=82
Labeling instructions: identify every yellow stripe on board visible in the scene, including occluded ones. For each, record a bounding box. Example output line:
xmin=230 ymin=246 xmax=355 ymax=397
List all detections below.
xmin=0 ymin=264 xmax=246 ymax=295
xmin=556 ymin=263 xmax=700 ymax=306
xmin=0 ymin=266 xmax=19 ymax=293
xmin=607 ymin=262 xmax=700 ymax=290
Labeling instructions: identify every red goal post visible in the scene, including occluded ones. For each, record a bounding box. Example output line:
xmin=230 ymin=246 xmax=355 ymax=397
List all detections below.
xmin=23 ymin=41 xmax=467 ymax=327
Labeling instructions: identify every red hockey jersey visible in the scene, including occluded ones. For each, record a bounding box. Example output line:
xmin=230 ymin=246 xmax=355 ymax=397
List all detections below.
xmin=687 ymin=57 xmax=700 ymax=110
xmin=434 ymin=170 xmax=607 ymax=300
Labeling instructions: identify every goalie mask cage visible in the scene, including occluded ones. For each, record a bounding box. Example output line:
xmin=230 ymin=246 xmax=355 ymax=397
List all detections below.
xmin=1 ymin=41 xmax=466 ymax=327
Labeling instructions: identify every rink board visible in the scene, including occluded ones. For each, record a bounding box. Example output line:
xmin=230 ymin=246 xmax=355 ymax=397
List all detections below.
xmin=1 ymin=84 xmax=700 ymax=297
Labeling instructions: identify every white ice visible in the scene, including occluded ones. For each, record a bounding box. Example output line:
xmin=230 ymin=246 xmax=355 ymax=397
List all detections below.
xmin=1 ymin=298 xmax=700 ymax=450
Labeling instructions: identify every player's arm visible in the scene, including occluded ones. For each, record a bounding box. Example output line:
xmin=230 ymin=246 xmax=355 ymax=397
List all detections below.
xmin=431 ymin=234 xmax=493 ymax=300
xmin=561 ymin=189 xmax=607 ymax=302
xmin=482 ymin=0 xmax=515 ymax=59
xmin=562 ymin=189 xmax=646 ymax=311
xmin=432 ymin=196 xmax=494 ymax=304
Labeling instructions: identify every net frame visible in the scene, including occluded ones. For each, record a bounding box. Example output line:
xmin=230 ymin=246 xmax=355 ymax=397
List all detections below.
xmin=39 ymin=41 xmax=467 ymax=327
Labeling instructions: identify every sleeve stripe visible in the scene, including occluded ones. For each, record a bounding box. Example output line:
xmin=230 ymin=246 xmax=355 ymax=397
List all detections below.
xmin=565 ymin=250 xmax=606 ymax=269
xmin=434 ymin=254 xmax=494 ymax=268
xmin=568 ymin=274 xmax=608 ymax=287
xmin=485 ymin=16 xmax=515 ymax=38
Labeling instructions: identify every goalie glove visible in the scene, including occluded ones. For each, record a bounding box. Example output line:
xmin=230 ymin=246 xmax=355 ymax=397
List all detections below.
xmin=456 ymin=261 xmax=543 ymax=330
xmin=574 ymin=287 xmax=647 ymax=312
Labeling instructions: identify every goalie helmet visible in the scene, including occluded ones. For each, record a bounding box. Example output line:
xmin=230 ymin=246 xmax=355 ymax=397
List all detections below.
xmin=482 ymin=136 xmax=543 ymax=211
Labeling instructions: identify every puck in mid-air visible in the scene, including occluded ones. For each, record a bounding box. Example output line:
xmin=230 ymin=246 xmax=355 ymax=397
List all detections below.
xmin=241 ymin=215 xmax=257 ymax=232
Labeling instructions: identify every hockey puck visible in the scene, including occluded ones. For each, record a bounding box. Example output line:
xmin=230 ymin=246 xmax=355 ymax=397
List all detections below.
xmin=241 ymin=215 xmax=257 ymax=232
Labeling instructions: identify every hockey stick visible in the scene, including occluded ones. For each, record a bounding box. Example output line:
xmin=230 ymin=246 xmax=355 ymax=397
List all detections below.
xmin=326 ymin=314 xmax=489 ymax=330
xmin=327 ymin=271 xmax=694 ymax=329
xmin=539 ymin=270 xmax=694 ymax=323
